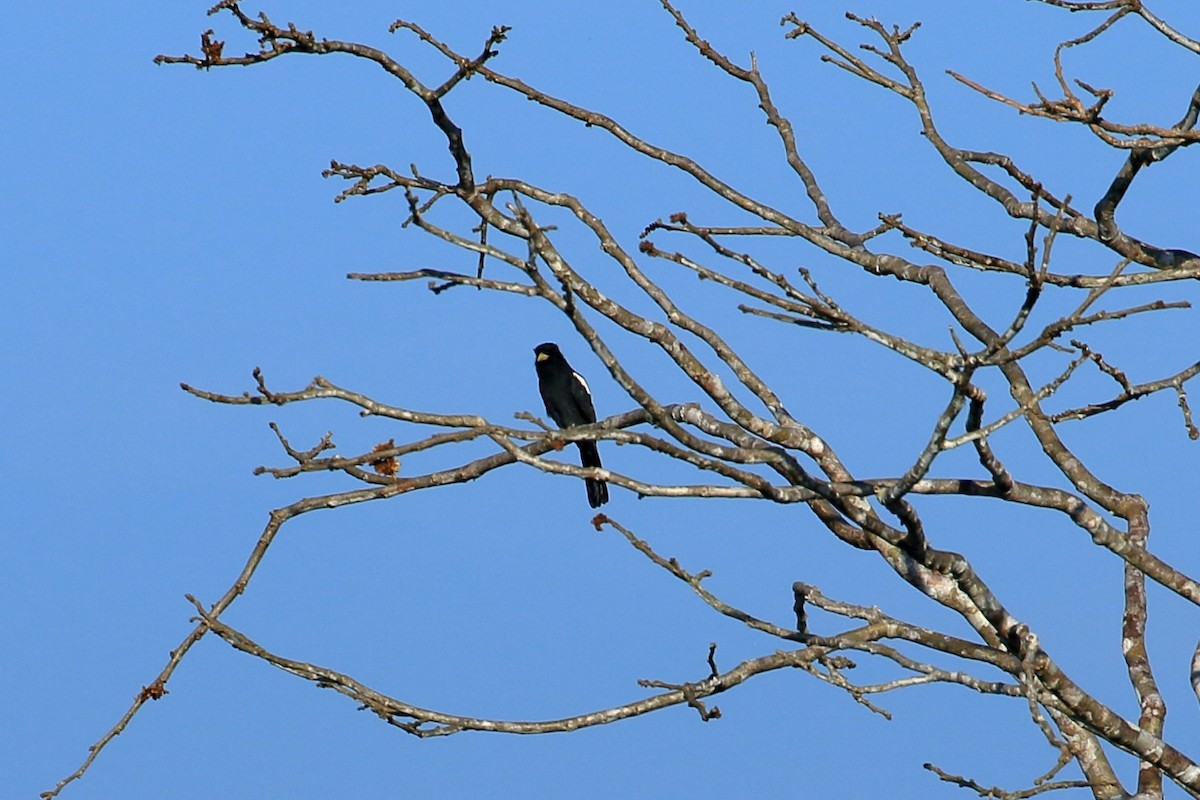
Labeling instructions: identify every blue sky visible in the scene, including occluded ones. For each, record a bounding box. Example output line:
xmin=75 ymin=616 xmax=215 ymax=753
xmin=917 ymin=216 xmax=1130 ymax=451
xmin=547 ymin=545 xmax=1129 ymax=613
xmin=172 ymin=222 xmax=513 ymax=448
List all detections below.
xmin=7 ymin=2 xmax=1200 ymax=798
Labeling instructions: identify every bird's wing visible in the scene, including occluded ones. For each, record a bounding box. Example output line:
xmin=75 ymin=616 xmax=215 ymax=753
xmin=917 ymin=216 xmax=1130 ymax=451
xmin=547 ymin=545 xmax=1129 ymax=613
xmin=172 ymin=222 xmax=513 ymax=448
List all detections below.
xmin=569 ymin=371 xmax=598 ymax=425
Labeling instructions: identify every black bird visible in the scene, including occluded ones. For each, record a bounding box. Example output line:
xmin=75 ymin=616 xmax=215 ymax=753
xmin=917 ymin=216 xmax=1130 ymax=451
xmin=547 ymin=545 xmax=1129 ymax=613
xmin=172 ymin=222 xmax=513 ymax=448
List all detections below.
xmin=533 ymin=342 xmax=609 ymax=508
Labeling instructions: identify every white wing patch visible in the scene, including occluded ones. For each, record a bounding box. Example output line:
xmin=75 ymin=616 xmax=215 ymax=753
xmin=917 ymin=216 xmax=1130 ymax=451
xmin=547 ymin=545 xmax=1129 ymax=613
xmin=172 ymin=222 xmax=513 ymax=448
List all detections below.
xmin=572 ymin=371 xmax=591 ymax=395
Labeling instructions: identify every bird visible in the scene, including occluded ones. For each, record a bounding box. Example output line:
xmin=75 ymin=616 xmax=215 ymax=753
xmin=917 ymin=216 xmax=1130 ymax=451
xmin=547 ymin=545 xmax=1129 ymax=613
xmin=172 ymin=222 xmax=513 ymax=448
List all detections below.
xmin=533 ymin=342 xmax=609 ymax=508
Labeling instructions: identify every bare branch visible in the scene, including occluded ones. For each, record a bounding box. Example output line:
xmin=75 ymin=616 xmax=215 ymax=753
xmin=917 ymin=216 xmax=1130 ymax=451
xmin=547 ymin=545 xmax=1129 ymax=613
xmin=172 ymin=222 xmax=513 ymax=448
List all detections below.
xmin=58 ymin=4 xmax=1200 ymax=796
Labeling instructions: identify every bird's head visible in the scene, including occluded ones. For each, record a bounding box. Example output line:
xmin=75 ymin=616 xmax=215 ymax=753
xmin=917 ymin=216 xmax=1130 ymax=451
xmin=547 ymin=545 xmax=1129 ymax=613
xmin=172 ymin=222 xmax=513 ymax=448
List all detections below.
xmin=534 ymin=342 xmax=561 ymax=363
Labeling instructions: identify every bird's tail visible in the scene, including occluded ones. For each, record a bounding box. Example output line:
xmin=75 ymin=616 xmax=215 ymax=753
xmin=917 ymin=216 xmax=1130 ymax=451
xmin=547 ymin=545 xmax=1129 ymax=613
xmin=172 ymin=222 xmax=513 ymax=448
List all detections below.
xmin=578 ymin=441 xmax=608 ymax=508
